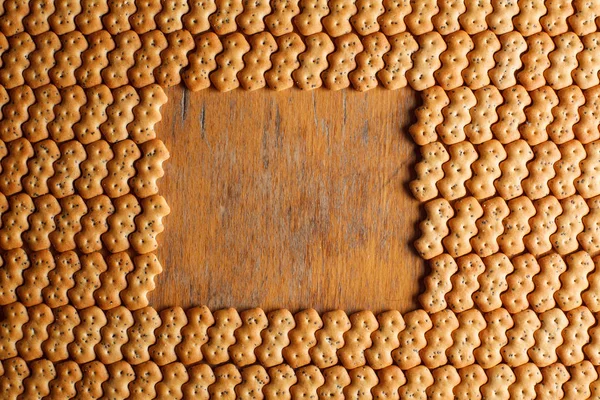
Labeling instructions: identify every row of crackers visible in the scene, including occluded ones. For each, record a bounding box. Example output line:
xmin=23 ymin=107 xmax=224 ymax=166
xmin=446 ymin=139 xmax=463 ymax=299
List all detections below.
xmin=5 ymin=303 xmax=600 ymax=371
xmin=3 ymin=358 xmax=595 ymax=400
xmin=0 ymin=192 xmax=169 ymax=254
xmin=0 ymin=0 xmax=599 ymax=41
xmin=0 ymin=250 xmax=162 ymax=312
xmin=416 ymin=194 xmax=597 ymax=260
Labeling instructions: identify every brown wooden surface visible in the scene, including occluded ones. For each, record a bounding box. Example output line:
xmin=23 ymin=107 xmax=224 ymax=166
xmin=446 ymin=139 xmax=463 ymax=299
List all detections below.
xmin=148 ymin=86 xmax=424 ymax=314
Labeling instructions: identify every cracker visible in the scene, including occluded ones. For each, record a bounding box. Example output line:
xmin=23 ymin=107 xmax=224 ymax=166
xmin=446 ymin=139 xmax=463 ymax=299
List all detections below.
xmin=518 ymin=32 xmax=554 ymax=91
xmin=129 ymin=194 xmax=170 ymax=254
xmin=317 ymin=366 xmax=350 ymax=399
xmin=49 ymin=31 xmax=88 ymax=89
xmin=129 ymin=361 xmax=162 ymax=399
xmin=555 ymin=250 xmax=595 ymax=311
xmin=529 ymin=308 xmax=568 ymax=367
xmin=102 ymin=360 xmax=135 ymax=400
xmin=497 ymin=196 xmax=535 ymax=257
xmin=176 ymin=306 xmax=214 ymax=365
xmin=210 ymin=32 xmax=250 ymax=92
xmin=398 ymin=366 xmax=433 ymax=400
xmin=122 ymin=306 xmax=161 ymax=365
xmin=263 ymin=364 xmax=297 ymax=399
xmin=486 ymin=0 xmax=518 ymax=34
xmin=266 ymin=0 xmax=300 ymax=36
xmin=282 ymin=308 xmax=323 ymax=368
xmin=464 ymin=86 xmax=503 ymax=144
xmin=583 ymin=254 xmax=600 ymax=310
xmin=436 ymin=141 xmax=478 ymax=200
xmin=436 ymin=86 xmax=477 ymax=144
xmin=129 ymin=31 xmax=168 ymax=88
xmin=557 ymin=306 xmax=594 ymax=366
xmin=23 ymin=0 xmax=55 ymax=35
xmin=0 ymin=85 xmax=35 ymax=141
xmin=210 ymin=0 xmax=244 ymax=34
xmin=293 ymin=32 xmax=334 ymax=90
xmin=419 ymin=309 xmax=458 ymax=369
xmin=46 ymin=361 xmax=82 ymax=399
xmin=0 ymin=138 xmax=34 ymax=196
xmin=495 ymin=140 xmax=534 ymax=199
xmin=489 ymin=32 xmax=527 ymax=89
xmin=0 ymin=192 xmax=34 ymax=251
xmin=48 ymin=0 xmax=81 ymax=34
xmin=130 ymin=139 xmax=170 ymax=198
xmin=238 ymin=0 xmax=271 ymax=34
xmin=586 ymin=322 xmax=600 ymax=365
xmin=501 ymin=253 xmax=540 ymax=313
xmin=49 ymin=195 xmax=88 ymax=252
xmin=414 ymin=198 xmax=453 ymax=260
xmin=68 ymin=249 xmax=107 ymax=308
xmin=408 ymin=86 xmax=449 ymax=146
xmin=154 ymin=29 xmax=195 ymax=87
xmin=94 ymin=252 xmax=135 ymax=309
xmin=432 ymin=0 xmax=465 ymax=35
xmin=372 ymin=366 xmax=404 ymax=399
xmin=256 ymin=309 xmax=295 ymax=367
xmin=575 ymin=86 xmax=600 ymax=144
xmin=42 ymin=305 xmax=80 ymax=362
xmin=155 ymin=0 xmax=189 ymax=33
xmin=0 ymin=248 xmax=29 ymax=305
xmin=75 ymin=0 xmax=109 ymax=34
xmin=426 ymin=365 xmax=460 ymax=399
xmin=182 ymin=364 xmax=215 ymax=399
xmin=96 ymin=306 xmax=135 ymax=364
xmin=76 ymin=361 xmax=109 ymax=399
xmin=0 ymin=357 xmax=29 ymax=398
xmin=480 ymin=364 xmax=515 ymax=400
xmin=343 ymin=366 xmax=377 ymax=398
xmin=569 ymin=0 xmax=600 ymax=35
xmin=48 ymin=140 xmax=86 ymax=198
xmin=350 ymin=0 xmax=383 ymax=36
xmin=19 ymin=359 xmax=55 ymax=400
xmin=48 ymin=85 xmax=86 ymax=143
xmin=513 ymin=0 xmax=546 ymax=35
xmin=290 ymin=365 xmax=326 ymax=399
xmin=102 ymin=139 xmax=141 ymax=198
xmin=75 ymin=85 xmax=114 ymax=144
xmin=545 ymin=32 xmax=584 ymax=90
xmin=541 ymin=0 xmax=573 ymax=36
xmin=392 ymin=309 xmax=431 ymax=370
xmin=535 ymin=363 xmax=570 ymax=400
xmin=306 ymin=310 xmax=348 ymax=368
xmin=68 ymin=306 xmax=107 ymax=364
xmin=0 ymin=32 xmax=34 ymax=88
xmin=576 ymin=141 xmax=600 ymax=198
xmin=378 ymin=0 xmax=410 ymax=36
xmin=321 ymin=0 xmax=355 ymax=36
xmin=405 ymin=0 xmax=438 ymax=35
xmin=202 ymin=308 xmax=242 ymax=365
xmin=434 ymin=31 xmax=473 ymax=90
xmin=294 ymin=0 xmax=330 ymax=36
xmin=548 ymin=86 xmax=585 ymax=144
xmin=573 ymin=33 xmax=600 ymax=90
xmin=182 ymin=32 xmax=223 ymax=91
xmin=460 ymin=0 xmax=492 ymax=34
xmin=102 ymin=31 xmax=142 ymax=88
xmin=349 ymin=32 xmax=390 ymax=91
xmin=501 ymin=309 xmax=540 ymax=367
xmin=16 ymin=250 xmax=55 ymax=307
xmin=208 ymin=364 xmax=243 ymax=399
xmin=491 ymin=85 xmax=531 ymax=144
xmin=365 ymin=310 xmax=404 ymax=369
xmin=130 ymin=0 xmax=161 ymax=33
xmin=323 ymin=33 xmax=362 ymax=91
xmin=75 ymin=30 xmax=115 ymax=88
xmin=471 ymin=197 xmax=509 ymax=257
xmin=156 ymin=362 xmax=189 ymax=400
xmin=454 ymin=364 xmax=486 ymax=399
xmin=23 ymin=32 xmax=60 ymax=89
xmin=419 ymin=254 xmax=457 ymax=313
xmin=23 ymin=85 xmax=61 ymax=143
xmin=378 ymin=32 xmax=418 ymax=90
xmin=230 ymin=308 xmax=268 ymax=367
xmin=406 ymin=31 xmax=446 ymax=91
xmin=522 ymin=141 xmax=560 ymax=199
xmin=462 ymin=30 xmax=501 ymax=89
xmin=523 ymin=196 xmax=562 ymax=256
xmin=446 ymin=253 xmax=485 ymax=312
xmin=102 ymin=194 xmax=142 ymax=253
xmin=446 ymin=308 xmax=485 ymax=368
xmin=74 ymin=140 xmax=114 ymax=199
xmin=473 ymin=308 xmax=513 ymax=369
xmin=149 ymin=306 xmax=188 ymax=366
xmin=552 ymin=195 xmax=590 ymax=255
xmin=42 ymin=251 xmax=81 ymax=308
xmin=239 ymin=32 xmax=278 ymax=91
xmin=409 ymin=142 xmax=448 ymax=202
xmin=0 ymin=302 xmax=28 ymax=359
xmin=443 ymin=196 xmax=483 ymax=257
xmin=563 ymin=361 xmax=597 ymax=399
xmin=528 ymin=252 xmax=568 ymax=312
xmin=127 ymin=84 xmax=168 ymax=144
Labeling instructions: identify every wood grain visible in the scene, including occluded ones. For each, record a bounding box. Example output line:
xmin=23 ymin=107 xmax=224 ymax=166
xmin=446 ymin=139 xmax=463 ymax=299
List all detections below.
xmin=149 ymin=86 xmax=424 ymax=314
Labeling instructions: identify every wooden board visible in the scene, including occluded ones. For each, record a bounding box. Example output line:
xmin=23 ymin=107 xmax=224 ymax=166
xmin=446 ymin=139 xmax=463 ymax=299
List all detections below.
xmin=148 ymin=86 xmax=424 ymax=314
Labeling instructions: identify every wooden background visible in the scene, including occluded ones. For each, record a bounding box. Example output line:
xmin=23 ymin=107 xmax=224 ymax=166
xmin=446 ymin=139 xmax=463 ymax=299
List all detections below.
xmin=148 ymin=86 xmax=424 ymax=314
